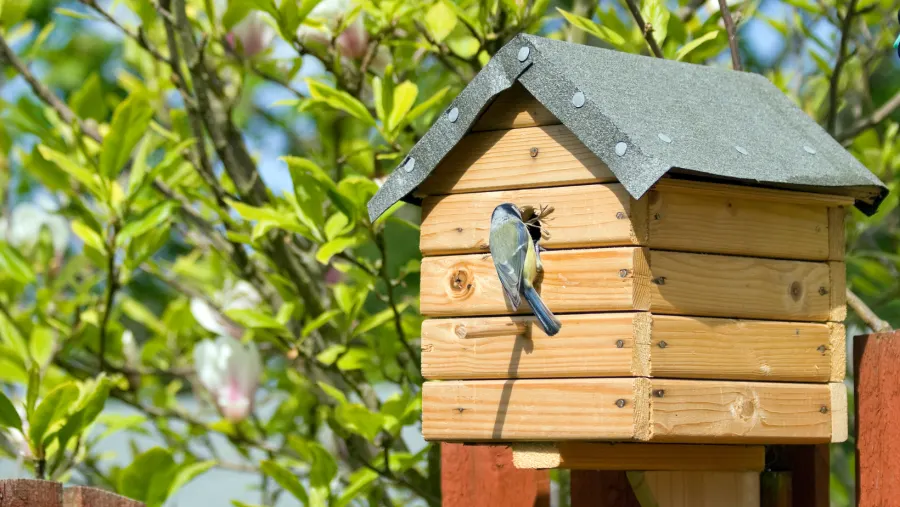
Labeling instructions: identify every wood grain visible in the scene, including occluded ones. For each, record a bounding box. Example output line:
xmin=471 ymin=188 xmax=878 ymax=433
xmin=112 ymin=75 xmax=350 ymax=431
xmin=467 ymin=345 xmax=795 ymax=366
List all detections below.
xmin=0 ymin=480 xmax=61 ymax=507
xmin=649 ymin=379 xmax=833 ymax=444
xmin=471 ymin=82 xmax=560 ymax=132
xmin=829 ymin=322 xmax=846 ymax=382
xmin=854 ymin=331 xmax=900 ymax=507
xmin=640 ymin=472 xmax=760 ymax=507
xmin=420 ymin=184 xmax=643 ymax=255
xmin=647 ymin=186 xmax=832 ymax=260
xmin=422 ymin=378 xmax=644 ymax=441
xmin=416 ymin=125 xmax=615 ymax=197
xmin=63 ymin=488 xmax=144 ymax=507
xmin=652 ymin=179 xmax=855 ymax=206
xmin=828 ymin=206 xmax=846 ymax=261
xmin=511 ymin=442 xmax=764 ymax=471
xmin=830 ymin=382 xmax=848 ymax=443
xmin=420 ymin=247 xmax=649 ymax=317
xmin=829 ymin=261 xmax=847 ymax=322
xmin=649 ymin=251 xmax=834 ymax=321
xmin=650 ymin=315 xmax=835 ymax=382
xmin=441 ymin=443 xmax=549 ymax=507
xmin=421 ymin=313 xmax=648 ymax=379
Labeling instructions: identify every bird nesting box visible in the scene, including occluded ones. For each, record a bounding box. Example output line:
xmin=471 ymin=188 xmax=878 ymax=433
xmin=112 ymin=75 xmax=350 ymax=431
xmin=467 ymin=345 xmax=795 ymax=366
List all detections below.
xmin=368 ymin=35 xmax=887 ymax=458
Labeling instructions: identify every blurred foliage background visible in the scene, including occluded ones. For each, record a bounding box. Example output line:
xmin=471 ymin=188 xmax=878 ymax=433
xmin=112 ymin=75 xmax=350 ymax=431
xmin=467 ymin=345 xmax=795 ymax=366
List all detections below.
xmin=0 ymin=0 xmax=898 ymax=505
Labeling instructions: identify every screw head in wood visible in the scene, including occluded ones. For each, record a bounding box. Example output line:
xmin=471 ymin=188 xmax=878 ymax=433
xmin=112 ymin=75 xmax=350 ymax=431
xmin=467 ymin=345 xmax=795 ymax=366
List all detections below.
xmin=817 ymin=345 xmax=827 ymax=353
xmin=653 ymin=389 xmax=665 ymax=398
xmin=615 ymin=211 xmax=626 ymax=219
xmin=652 ymin=276 xmax=666 ymax=285
xmin=517 ymin=46 xmax=531 ymax=62
xmin=658 ymin=341 xmax=668 ymax=349
xmin=618 ymin=269 xmax=629 ymax=278
xmin=653 ymin=213 xmax=662 ymax=220
xmin=616 ymin=339 xmax=624 ymax=348
xmin=448 ymin=107 xmax=459 ymax=123
xmin=820 ymin=406 xmax=829 ymax=414
xmin=818 ymin=286 xmax=829 ymax=296
xmin=572 ymin=90 xmax=586 ymax=108
xmin=615 ymin=399 xmax=626 ymax=408
xmin=530 ymin=147 xmax=539 ymax=157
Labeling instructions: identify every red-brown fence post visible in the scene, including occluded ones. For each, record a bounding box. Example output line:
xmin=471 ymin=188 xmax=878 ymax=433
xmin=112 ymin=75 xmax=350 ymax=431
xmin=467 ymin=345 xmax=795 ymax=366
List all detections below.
xmin=64 ymin=486 xmax=145 ymax=507
xmin=0 ymin=480 xmax=144 ymax=507
xmin=855 ymin=331 xmax=900 ymax=507
xmin=441 ymin=443 xmax=550 ymax=507
xmin=570 ymin=471 xmax=640 ymax=507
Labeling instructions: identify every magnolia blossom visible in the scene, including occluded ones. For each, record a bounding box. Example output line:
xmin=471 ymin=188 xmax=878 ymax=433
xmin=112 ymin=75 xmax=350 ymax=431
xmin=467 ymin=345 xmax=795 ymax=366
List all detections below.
xmin=2 ymin=403 xmax=31 ymax=461
xmin=121 ymin=329 xmax=140 ymax=367
xmin=0 ymin=202 xmax=69 ymax=257
xmin=227 ymin=12 xmax=275 ymax=57
xmin=193 ymin=336 xmax=262 ymax=422
xmin=297 ymin=0 xmax=370 ymax=59
xmin=190 ymin=280 xmax=261 ymax=339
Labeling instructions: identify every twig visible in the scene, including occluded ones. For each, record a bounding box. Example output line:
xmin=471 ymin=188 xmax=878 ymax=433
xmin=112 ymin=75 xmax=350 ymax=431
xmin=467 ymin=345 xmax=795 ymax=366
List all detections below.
xmin=622 ymin=0 xmax=664 ymax=58
xmin=827 ymin=0 xmax=859 ymax=134
xmin=79 ymin=0 xmax=169 ymax=63
xmin=847 ymin=288 xmax=892 ymax=332
xmin=97 ymin=224 xmax=120 ymax=369
xmin=375 ymin=232 xmax=420 ymax=373
xmin=838 ymin=88 xmax=900 ymax=143
xmin=718 ymin=0 xmax=742 ymax=71
xmin=678 ymin=0 xmax=706 ymax=23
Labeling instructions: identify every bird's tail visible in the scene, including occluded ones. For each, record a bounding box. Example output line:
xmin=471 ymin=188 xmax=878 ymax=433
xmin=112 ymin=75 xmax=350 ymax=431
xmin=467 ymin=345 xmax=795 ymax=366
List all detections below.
xmin=523 ymin=286 xmax=561 ymax=336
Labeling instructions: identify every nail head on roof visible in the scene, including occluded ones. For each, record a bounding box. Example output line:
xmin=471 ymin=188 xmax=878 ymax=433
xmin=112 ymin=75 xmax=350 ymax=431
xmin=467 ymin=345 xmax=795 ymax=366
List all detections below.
xmin=615 ymin=142 xmax=628 ymax=156
xmin=735 ymin=145 xmax=749 ymax=155
xmin=448 ymin=107 xmax=459 ymax=123
xmin=403 ymin=157 xmax=416 ymax=173
xmin=804 ymin=145 xmax=817 ymax=154
xmin=658 ymin=133 xmax=672 ymax=143
xmin=572 ymin=91 xmax=585 ymax=108
xmin=517 ymin=46 xmax=530 ymax=62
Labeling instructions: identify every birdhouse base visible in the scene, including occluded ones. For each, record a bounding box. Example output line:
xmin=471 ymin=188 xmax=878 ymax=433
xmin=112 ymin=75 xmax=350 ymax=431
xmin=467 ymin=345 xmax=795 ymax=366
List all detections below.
xmin=510 ymin=442 xmax=764 ymax=471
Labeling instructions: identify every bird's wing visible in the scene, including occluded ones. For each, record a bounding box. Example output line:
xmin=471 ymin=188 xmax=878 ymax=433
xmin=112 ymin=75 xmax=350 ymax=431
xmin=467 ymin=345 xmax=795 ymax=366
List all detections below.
xmin=490 ymin=218 xmax=528 ymax=309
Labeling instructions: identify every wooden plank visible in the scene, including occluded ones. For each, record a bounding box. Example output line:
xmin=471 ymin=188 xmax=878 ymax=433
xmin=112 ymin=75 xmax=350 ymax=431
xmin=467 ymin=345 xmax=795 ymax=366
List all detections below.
xmin=441 ymin=443 xmax=549 ymax=507
xmin=649 ymin=379 xmax=834 ymax=444
xmin=829 ymin=323 xmax=846 ymax=382
xmin=420 ymin=247 xmax=649 ymax=317
xmin=63 ymin=487 xmax=144 ymax=507
xmin=0 ymin=480 xmax=61 ymax=507
xmin=767 ymin=445 xmax=830 ymax=507
xmin=512 ymin=442 xmax=765 ymax=471
xmin=854 ymin=331 xmax=900 ymax=507
xmin=471 ymin=82 xmax=560 ymax=132
xmin=828 ymin=206 xmax=846 ymax=261
xmin=649 ymin=251 xmax=834 ymax=322
xmin=421 ymin=313 xmax=648 ymax=379
xmin=650 ymin=316 xmax=835 ymax=382
xmin=760 ymin=472 xmax=791 ymax=507
xmin=422 ymin=378 xmax=648 ymax=441
xmin=570 ymin=471 xmax=641 ymax=507
xmin=829 ymin=261 xmax=847 ymax=322
xmin=647 ymin=186 xmax=832 ymax=260
xmin=416 ymin=125 xmax=615 ymax=197
xmin=653 ymin=179 xmax=855 ymax=207
xmin=641 ymin=472 xmax=760 ymax=507
xmin=420 ymin=184 xmax=644 ymax=255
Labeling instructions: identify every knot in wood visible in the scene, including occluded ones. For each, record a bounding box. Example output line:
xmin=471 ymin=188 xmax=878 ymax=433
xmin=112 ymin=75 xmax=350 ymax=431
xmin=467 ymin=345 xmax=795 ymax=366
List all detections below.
xmin=455 ymin=324 xmax=467 ymax=339
xmin=448 ymin=265 xmax=475 ymax=300
xmin=789 ymin=281 xmax=803 ymax=301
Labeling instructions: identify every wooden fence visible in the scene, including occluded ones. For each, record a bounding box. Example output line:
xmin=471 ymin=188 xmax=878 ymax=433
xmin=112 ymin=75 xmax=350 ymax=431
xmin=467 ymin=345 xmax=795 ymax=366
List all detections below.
xmin=0 ymin=480 xmax=143 ymax=507
xmin=440 ymin=330 xmax=900 ymax=507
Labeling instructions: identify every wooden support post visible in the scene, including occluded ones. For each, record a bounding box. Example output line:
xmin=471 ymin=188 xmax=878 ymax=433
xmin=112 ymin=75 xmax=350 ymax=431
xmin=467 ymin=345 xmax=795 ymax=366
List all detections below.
xmin=855 ymin=331 xmax=900 ymax=506
xmin=766 ymin=445 xmax=829 ymax=507
xmin=441 ymin=443 xmax=550 ymax=507
xmin=571 ymin=471 xmax=760 ymax=506
xmin=571 ymin=471 xmax=641 ymax=507
xmin=0 ymin=480 xmax=145 ymax=507
xmin=760 ymin=472 xmax=791 ymax=507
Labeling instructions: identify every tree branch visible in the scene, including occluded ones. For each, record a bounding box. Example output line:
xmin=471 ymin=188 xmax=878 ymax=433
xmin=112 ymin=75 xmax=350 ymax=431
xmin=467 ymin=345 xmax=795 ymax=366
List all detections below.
xmin=847 ymin=288 xmax=892 ymax=332
xmin=718 ymin=0 xmax=742 ymax=71
xmin=622 ymin=0 xmax=664 ymax=58
xmin=827 ymin=0 xmax=859 ymax=134
xmin=838 ymin=87 xmax=900 ymax=143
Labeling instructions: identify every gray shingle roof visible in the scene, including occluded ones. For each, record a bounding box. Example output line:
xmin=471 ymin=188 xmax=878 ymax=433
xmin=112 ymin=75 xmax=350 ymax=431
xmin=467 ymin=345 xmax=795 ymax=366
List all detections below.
xmin=367 ymin=33 xmax=887 ymax=222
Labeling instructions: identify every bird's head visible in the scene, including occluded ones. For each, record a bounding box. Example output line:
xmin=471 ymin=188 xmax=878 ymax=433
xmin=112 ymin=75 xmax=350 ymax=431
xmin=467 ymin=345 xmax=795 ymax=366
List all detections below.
xmin=491 ymin=203 xmax=522 ymax=224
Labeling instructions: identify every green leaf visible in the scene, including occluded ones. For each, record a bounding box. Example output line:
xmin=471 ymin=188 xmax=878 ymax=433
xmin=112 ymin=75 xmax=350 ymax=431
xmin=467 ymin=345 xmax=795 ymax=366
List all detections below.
xmin=316 ymin=381 xmax=347 ymax=404
xmin=305 ymin=79 xmax=376 ymax=126
xmin=675 ymin=30 xmax=720 ymax=61
xmin=291 ymin=439 xmax=337 ymax=489
xmin=225 ymin=308 xmax=284 ymax=330
xmin=25 ymin=366 xmax=39 ymax=417
xmin=36 ymin=145 xmax=103 ymax=196
xmin=28 ymin=325 xmax=55 ymax=369
xmin=277 ymin=0 xmax=301 ymax=40
xmin=168 ymin=460 xmax=216 ymax=498
xmin=406 ymin=86 xmax=451 ymax=125
xmin=557 ymin=8 xmax=625 ymax=47
xmin=353 ymin=304 xmax=407 ymax=337
xmin=69 ymin=73 xmax=109 ymax=122
xmin=640 ymin=0 xmax=669 ymax=46
xmin=117 ymin=200 xmax=178 ymax=246
xmin=28 ymin=382 xmax=79 ymax=451
xmin=315 ymin=235 xmax=365 ymax=264
xmin=302 ymin=309 xmax=341 ymax=338
xmin=0 ymin=391 xmax=22 ymax=431
xmin=446 ymin=35 xmax=480 ymax=58
xmin=335 ymin=403 xmax=385 ymax=442
xmin=100 ymin=95 xmax=154 ymax=179
xmin=282 ymin=157 xmax=355 ymax=218
xmin=425 ymin=1 xmax=457 ymax=42
xmin=0 ymin=0 xmax=31 ymax=26
xmin=387 ymin=81 xmax=418 ymax=133
xmin=335 ymin=468 xmax=378 ymax=507
xmin=119 ymin=447 xmax=177 ymax=507
xmin=260 ymin=460 xmax=309 ymax=504
xmin=316 ymin=344 xmax=347 ymax=366
xmin=0 ymin=241 xmax=35 ymax=284
xmin=71 ymin=221 xmax=107 ymax=253
xmin=336 ymin=347 xmax=369 ymax=371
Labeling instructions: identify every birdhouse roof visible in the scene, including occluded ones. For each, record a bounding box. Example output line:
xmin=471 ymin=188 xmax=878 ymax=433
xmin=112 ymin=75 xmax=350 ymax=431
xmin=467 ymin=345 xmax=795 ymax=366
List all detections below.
xmin=367 ymin=34 xmax=887 ymax=222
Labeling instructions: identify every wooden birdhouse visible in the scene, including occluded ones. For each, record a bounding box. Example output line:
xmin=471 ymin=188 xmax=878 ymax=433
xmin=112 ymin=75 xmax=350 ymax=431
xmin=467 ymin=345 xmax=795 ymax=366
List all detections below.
xmin=367 ymin=34 xmax=887 ymax=500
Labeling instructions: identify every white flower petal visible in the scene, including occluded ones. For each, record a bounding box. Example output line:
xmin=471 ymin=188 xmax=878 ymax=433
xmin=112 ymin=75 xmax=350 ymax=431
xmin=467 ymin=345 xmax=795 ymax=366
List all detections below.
xmin=190 ymin=298 xmax=229 ymax=336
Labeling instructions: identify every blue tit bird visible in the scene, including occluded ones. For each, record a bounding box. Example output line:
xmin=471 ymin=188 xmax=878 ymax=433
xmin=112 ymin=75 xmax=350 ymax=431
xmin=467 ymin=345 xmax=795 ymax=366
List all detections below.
xmin=489 ymin=203 xmax=562 ymax=336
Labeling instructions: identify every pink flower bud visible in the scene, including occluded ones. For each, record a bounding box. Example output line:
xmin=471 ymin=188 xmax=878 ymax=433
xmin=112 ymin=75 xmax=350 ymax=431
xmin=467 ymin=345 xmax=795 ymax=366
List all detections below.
xmin=193 ymin=336 xmax=262 ymax=422
xmin=228 ymin=13 xmax=275 ymax=57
